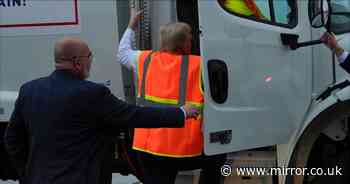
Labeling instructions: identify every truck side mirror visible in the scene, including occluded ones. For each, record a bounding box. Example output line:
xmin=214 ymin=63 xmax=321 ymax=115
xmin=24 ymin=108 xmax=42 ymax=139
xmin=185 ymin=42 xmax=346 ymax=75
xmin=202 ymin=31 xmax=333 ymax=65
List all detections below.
xmin=281 ymin=0 xmax=330 ymax=50
xmin=309 ymin=0 xmax=330 ymax=28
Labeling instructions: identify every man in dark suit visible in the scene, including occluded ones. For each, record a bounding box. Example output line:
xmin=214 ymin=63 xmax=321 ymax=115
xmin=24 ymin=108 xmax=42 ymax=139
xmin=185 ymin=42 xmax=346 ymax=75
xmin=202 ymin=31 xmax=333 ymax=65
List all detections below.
xmin=4 ymin=37 xmax=200 ymax=184
xmin=321 ymin=32 xmax=350 ymax=72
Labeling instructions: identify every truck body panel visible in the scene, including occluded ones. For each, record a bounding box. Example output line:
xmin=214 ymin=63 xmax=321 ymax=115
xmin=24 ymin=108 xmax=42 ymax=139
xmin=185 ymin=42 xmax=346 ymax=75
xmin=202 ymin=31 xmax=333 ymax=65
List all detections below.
xmin=198 ymin=0 xmax=314 ymax=155
xmin=0 ymin=0 xmax=124 ymax=122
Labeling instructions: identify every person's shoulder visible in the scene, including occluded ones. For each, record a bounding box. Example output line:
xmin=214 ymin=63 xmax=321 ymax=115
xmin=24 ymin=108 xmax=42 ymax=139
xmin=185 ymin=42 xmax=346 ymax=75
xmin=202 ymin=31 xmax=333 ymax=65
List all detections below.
xmin=188 ymin=55 xmax=202 ymax=66
xmin=76 ymin=80 xmax=110 ymax=96
xmin=20 ymin=76 xmax=50 ymax=92
xmin=23 ymin=76 xmax=49 ymax=85
xmin=141 ymin=50 xmax=152 ymax=54
xmin=77 ymin=80 xmax=108 ymax=91
xmin=138 ymin=50 xmax=153 ymax=59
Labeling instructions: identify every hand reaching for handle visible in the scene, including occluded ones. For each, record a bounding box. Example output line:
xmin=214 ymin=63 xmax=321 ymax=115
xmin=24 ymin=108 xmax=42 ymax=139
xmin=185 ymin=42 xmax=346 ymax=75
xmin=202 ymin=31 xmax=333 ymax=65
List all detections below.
xmin=181 ymin=104 xmax=202 ymax=120
xmin=128 ymin=8 xmax=143 ymax=31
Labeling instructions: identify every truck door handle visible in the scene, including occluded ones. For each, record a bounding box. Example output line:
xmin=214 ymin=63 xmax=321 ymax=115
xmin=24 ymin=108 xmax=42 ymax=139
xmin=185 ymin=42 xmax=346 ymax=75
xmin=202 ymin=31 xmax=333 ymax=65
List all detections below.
xmin=281 ymin=33 xmax=323 ymax=50
xmin=207 ymin=59 xmax=228 ymax=104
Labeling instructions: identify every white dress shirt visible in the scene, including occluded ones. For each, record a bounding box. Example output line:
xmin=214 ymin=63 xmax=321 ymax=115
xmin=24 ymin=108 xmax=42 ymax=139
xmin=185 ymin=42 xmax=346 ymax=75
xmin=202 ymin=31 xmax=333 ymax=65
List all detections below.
xmin=338 ymin=51 xmax=349 ymax=63
xmin=117 ymin=28 xmax=140 ymax=72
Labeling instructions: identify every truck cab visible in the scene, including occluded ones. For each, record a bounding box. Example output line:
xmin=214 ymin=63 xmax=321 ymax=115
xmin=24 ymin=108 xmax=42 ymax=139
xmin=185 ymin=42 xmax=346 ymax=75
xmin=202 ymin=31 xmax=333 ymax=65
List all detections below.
xmin=194 ymin=0 xmax=350 ymax=183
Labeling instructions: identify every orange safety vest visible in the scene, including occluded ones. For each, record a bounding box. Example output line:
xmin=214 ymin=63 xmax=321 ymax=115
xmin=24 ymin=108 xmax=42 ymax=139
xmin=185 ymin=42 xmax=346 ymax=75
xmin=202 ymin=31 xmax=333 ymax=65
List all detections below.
xmin=132 ymin=50 xmax=204 ymax=158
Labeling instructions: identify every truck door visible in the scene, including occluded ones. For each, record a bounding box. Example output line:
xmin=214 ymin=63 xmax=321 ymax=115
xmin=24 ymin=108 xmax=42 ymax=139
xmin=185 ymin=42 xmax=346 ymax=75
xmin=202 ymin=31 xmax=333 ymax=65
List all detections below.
xmin=198 ymin=0 xmax=313 ymax=155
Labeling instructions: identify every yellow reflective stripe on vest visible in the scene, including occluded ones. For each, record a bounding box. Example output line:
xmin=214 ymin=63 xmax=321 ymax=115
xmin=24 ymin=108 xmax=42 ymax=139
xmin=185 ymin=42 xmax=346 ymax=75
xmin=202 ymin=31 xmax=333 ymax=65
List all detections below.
xmin=142 ymin=95 xmax=203 ymax=108
xmin=133 ymin=146 xmax=202 ymax=158
xmin=145 ymin=95 xmax=204 ymax=107
xmin=199 ymin=62 xmax=204 ymax=96
xmin=145 ymin=95 xmax=203 ymax=108
xmin=145 ymin=95 xmax=178 ymax=105
xmin=188 ymin=102 xmax=204 ymax=108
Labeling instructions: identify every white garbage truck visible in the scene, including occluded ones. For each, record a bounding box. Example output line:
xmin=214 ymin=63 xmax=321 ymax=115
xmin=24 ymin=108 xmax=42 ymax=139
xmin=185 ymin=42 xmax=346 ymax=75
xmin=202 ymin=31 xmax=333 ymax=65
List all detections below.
xmin=1 ymin=0 xmax=350 ymax=183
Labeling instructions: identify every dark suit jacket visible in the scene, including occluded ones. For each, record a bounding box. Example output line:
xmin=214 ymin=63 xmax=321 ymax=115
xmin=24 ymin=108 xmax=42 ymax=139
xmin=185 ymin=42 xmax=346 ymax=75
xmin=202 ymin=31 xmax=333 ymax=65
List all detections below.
xmin=340 ymin=54 xmax=350 ymax=73
xmin=4 ymin=70 xmax=184 ymax=184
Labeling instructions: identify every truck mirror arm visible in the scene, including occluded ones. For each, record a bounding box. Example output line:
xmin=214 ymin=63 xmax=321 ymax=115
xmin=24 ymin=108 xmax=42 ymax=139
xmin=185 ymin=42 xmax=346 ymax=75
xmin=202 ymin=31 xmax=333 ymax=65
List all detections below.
xmin=280 ymin=33 xmax=323 ymax=50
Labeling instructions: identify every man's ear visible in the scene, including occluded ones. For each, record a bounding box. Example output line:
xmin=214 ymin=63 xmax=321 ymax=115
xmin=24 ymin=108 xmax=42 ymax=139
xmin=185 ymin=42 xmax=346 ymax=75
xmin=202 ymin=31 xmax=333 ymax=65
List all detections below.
xmin=72 ymin=57 xmax=82 ymax=72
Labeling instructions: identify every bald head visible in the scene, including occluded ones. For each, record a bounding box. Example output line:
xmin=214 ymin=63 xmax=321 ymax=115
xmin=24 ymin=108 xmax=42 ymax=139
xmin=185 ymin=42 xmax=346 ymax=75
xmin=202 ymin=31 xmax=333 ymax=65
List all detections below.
xmin=54 ymin=37 xmax=89 ymax=63
xmin=54 ymin=37 xmax=92 ymax=80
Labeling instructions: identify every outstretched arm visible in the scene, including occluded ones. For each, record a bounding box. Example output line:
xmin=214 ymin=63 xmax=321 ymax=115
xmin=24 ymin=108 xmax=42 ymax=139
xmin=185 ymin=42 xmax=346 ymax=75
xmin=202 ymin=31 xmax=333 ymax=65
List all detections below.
xmin=117 ymin=8 xmax=142 ymax=71
xmin=321 ymin=32 xmax=350 ymax=72
xmin=95 ymin=86 xmax=200 ymax=128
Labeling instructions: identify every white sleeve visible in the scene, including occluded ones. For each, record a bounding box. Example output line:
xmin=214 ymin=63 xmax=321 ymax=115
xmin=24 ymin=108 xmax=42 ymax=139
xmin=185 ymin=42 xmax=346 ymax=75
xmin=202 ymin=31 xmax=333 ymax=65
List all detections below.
xmin=338 ymin=51 xmax=349 ymax=64
xmin=117 ymin=28 xmax=140 ymax=71
xmin=180 ymin=106 xmax=187 ymax=119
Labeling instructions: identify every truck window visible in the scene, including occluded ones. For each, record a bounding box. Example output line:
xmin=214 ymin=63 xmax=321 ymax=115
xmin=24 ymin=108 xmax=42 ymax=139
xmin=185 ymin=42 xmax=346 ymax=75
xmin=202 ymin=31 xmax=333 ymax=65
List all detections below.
xmin=218 ymin=0 xmax=297 ymax=28
xmin=176 ymin=0 xmax=201 ymax=55
xmin=330 ymin=1 xmax=350 ymax=34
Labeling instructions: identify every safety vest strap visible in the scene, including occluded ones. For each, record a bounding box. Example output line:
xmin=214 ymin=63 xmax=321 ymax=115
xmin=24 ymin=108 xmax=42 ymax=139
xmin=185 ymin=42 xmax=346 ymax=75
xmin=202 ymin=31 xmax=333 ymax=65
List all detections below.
xmin=137 ymin=52 xmax=190 ymax=106
xmin=178 ymin=55 xmax=189 ymax=106
xmin=138 ymin=51 xmax=154 ymax=105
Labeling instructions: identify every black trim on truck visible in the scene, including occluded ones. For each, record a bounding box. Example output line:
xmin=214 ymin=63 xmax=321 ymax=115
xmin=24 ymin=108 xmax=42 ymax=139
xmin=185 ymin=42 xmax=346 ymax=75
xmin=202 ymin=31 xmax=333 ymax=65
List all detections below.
xmin=0 ymin=122 xmax=18 ymax=180
xmin=316 ymin=80 xmax=350 ymax=101
xmin=176 ymin=0 xmax=201 ymax=55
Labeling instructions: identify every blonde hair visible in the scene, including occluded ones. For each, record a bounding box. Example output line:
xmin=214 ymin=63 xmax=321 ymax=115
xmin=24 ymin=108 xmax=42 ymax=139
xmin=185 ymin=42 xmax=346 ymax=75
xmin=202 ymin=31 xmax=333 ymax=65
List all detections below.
xmin=159 ymin=22 xmax=192 ymax=53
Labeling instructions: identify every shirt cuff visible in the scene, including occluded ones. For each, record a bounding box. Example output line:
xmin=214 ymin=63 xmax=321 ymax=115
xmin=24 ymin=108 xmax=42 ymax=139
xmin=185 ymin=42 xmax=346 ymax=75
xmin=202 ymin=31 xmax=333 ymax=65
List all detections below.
xmin=338 ymin=51 xmax=349 ymax=63
xmin=180 ymin=107 xmax=187 ymax=119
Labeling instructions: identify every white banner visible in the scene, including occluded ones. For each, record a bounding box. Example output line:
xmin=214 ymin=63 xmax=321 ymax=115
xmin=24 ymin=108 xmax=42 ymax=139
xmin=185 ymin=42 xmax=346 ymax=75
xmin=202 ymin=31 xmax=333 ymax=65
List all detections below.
xmin=0 ymin=0 xmax=81 ymax=36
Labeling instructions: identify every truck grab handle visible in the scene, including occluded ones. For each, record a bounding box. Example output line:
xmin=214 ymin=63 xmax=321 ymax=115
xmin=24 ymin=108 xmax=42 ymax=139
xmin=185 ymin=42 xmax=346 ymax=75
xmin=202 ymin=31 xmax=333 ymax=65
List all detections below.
xmin=281 ymin=33 xmax=322 ymax=50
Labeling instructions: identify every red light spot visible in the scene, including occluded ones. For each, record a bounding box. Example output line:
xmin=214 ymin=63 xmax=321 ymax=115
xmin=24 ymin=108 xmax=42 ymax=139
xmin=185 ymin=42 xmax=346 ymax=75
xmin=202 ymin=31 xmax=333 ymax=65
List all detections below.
xmin=265 ymin=76 xmax=272 ymax=82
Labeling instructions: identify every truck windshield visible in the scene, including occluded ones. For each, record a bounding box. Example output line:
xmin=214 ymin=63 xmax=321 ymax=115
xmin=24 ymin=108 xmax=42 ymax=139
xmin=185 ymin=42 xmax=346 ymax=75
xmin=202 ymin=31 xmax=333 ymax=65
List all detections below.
xmin=330 ymin=0 xmax=350 ymax=34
